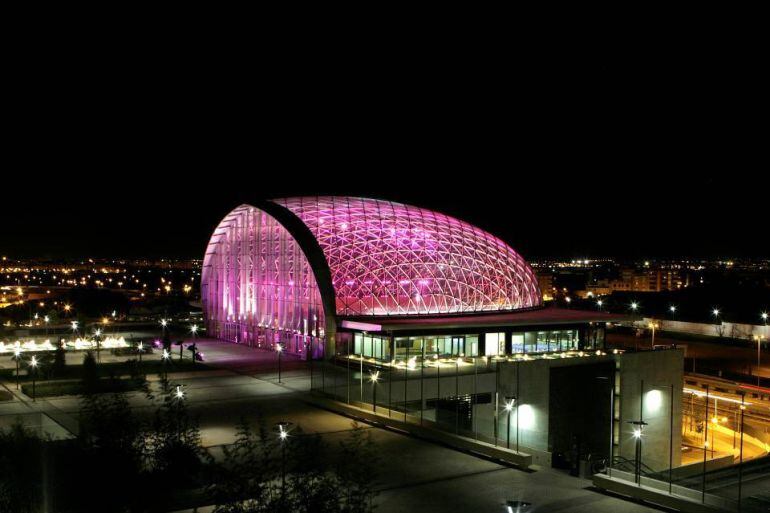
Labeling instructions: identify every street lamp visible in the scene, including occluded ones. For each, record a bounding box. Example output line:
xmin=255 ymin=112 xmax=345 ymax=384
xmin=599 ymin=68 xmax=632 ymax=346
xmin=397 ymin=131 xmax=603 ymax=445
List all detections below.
xmin=762 ymin=312 xmax=768 ymax=325
xmin=754 ymin=334 xmax=764 ymax=387
xmin=596 ymin=300 xmax=603 ymax=311
xmin=648 ymin=321 xmax=658 ymax=349
xmin=30 ymin=355 xmax=39 ymax=402
xmin=276 ymin=343 xmax=283 ymax=383
xmin=12 ymin=348 xmax=22 ymax=390
xmin=190 ymin=325 xmax=198 ymax=365
xmin=137 ymin=341 xmax=144 ymax=365
xmin=275 ymin=421 xmax=293 ymax=494
xmin=175 ymin=385 xmax=185 ymax=400
xmin=630 ymin=302 xmax=639 ymax=313
xmin=369 ymin=370 xmax=380 ymax=413
xmin=44 ymin=315 xmax=50 ymax=336
xmin=161 ymin=348 xmax=170 ymax=380
xmin=626 ymin=419 xmax=648 ymax=484
xmin=712 ymin=308 xmax=720 ymax=319
xmin=71 ymin=320 xmax=79 ymax=339
xmin=669 ymin=305 xmax=676 ymax=318
xmin=504 ymin=396 xmax=516 ymax=450
xmin=94 ymin=328 xmax=102 ymax=362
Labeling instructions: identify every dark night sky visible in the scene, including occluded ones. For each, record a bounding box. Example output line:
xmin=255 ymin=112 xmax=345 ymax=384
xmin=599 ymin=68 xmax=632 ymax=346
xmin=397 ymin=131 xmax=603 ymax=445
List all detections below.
xmin=2 ymin=43 xmax=767 ymax=261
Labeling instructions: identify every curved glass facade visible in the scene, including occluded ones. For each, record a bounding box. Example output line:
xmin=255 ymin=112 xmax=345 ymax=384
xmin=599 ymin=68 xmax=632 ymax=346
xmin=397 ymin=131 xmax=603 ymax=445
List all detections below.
xmin=201 ymin=205 xmax=325 ymax=356
xmin=274 ymin=196 xmax=542 ymax=316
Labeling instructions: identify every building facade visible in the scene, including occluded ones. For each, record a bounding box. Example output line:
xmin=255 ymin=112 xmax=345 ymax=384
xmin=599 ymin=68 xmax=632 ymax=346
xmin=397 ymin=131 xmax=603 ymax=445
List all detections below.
xmin=202 ymin=197 xmax=683 ymax=473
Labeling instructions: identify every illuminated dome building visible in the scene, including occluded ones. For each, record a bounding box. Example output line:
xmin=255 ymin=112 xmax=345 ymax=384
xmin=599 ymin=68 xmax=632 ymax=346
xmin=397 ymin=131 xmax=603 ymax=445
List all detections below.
xmin=202 ymin=197 xmax=544 ymax=356
xmin=202 ymin=197 xmax=682 ymax=476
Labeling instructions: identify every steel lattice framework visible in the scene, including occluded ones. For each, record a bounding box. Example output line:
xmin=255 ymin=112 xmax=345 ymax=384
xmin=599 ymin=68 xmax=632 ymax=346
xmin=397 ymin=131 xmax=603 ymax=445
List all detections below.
xmin=201 ymin=205 xmax=325 ymax=353
xmin=273 ymin=196 xmax=542 ymax=316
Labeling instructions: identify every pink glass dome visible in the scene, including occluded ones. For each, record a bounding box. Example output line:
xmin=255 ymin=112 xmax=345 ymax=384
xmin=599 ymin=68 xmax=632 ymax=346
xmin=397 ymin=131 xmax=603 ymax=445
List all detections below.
xmin=272 ymin=197 xmax=542 ymax=316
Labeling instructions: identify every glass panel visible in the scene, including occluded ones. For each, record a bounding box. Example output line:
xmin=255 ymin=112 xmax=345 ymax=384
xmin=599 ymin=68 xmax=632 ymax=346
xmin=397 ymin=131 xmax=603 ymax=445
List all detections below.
xmin=524 ymin=332 xmax=537 ymax=353
xmin=511 ymin=333 xmax=524 ymax=354
xmin=354 ymin=333 xmax=362 ymax=355
xmin=485 ymin=332 xmax=504 ymax=356
xmin=467 ymin=335 xmax=479 ymax=357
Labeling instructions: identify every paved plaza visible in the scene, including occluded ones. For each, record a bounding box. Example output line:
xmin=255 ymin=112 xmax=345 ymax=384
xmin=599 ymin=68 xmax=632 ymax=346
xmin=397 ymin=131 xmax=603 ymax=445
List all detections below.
xmin=0 ymin=339 xmax=662 ymax=512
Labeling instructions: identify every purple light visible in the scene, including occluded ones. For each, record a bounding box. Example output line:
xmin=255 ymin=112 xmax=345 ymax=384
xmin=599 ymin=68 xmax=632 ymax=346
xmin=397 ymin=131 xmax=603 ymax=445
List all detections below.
xmin=202 ymin=198 xmax=543 ymax=354
xmin=274 ymin=197 xmax=542 ymax=316
xmin=201 ymin=205 xmax=326 ymax=354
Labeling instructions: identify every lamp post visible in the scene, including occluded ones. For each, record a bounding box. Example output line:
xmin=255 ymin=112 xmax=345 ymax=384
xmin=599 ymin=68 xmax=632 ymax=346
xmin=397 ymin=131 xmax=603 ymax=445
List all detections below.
xmin=702 ymin=384 xmax=710 ymax=502
xmin=762 ymin=312 xmax=768 ymax=326
xmin=44 ymin=315 xmax=50 ymax=336
xmin=627 ymin=419 xmax=648 ymax=485
xmin=161 ymin=348 xmax=170 ymax=380
xmin=13 ymin=348 xmax=22 ymax=390
xmin=94 ymin=328 xmax=102 ymax=363
xmin=175 ymin=384 xmax=185 ymax=400
xmin=737 ymin=393 xmax=746 ymax=508
xmin=276 ymin=343 xmax=283 ymax=383
xmin=160 ymin=318 xmax=169 ymax=351
xmin=137 ymin=341 xmax=144 ymax=366
xmin=669 ymin=305 xmax=676 ymax=319
xmin=30 ymin=355 xmax=39 ymax=402
xmin=71 ymin=320 xmax=79 ymax=340
xmin=190 ymin=325 xmax=198 ymax=365
xmin=630 ymin=302 xmax=639 ymax=351
xmin=275 ymin=421 xmax=293 ymax=495
xmin=648 ymin=321 xmax=658 ymax=349
xmin=596 ymin=299 xmax=603 ymax=311
xmin=754 ymin=335 xmax=764 ymax=387
xmin=369 ymin=370 xmax=380 ymax=413
xmin=504 ymin=396 xmax=516 ymax=450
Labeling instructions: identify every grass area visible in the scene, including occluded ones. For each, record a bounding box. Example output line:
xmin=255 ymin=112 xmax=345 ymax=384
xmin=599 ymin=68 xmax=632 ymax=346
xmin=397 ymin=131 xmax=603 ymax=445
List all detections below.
xmin=0 ymin=358 xmax=211 ymax=382
xmin=21 ymin=378 xmax=147 ymax=398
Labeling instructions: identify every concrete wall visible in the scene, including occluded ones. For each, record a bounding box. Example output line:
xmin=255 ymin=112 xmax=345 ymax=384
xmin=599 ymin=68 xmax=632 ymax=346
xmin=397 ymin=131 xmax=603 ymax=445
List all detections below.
xmin=616 ymin=349 xmax=684 ymax=472
xmin=319 ymin=349 xmax=685 ymax=470
xmin=635 ymin=318 xmax=769 ymax=342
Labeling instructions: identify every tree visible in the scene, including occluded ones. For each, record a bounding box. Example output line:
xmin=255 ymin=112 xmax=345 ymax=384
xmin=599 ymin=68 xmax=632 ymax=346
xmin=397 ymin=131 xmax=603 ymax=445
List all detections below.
xmin=81 ymin=351 xmax=99 ymax=394
xmin=77 ymin=391 xmax=145 ymax=512
xmin=210 ymin=418 xmax=272 ymax=512
xmin=0 ymin=423 xmax=46 ymax=513
xmin=52 ymin=342 xmax=66 ymax=377
xmin=336 ymin=423 xmax=379 ymax=513
xmin=210 ymin=419 xmax=379 ymax=513
xmin=145 ymin=380 xmax=207 ymax=486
